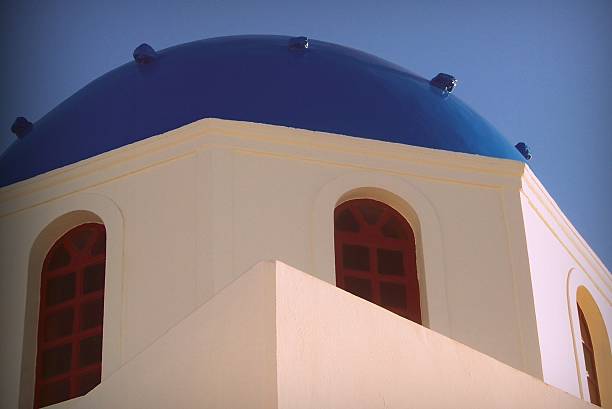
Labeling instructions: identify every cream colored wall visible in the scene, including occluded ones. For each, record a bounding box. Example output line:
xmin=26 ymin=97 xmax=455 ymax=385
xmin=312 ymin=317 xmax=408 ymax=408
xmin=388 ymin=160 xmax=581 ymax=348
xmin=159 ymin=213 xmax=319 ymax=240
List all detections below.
xmin=0 ymin=118 xmax=555 ymax=407
xmin=205 ymin=120 xmax=540 ymax=378
xmin=520 ymin=168 xmax=612 ymax=404
xmin=231 ymin=149 xmax=534 ymax=373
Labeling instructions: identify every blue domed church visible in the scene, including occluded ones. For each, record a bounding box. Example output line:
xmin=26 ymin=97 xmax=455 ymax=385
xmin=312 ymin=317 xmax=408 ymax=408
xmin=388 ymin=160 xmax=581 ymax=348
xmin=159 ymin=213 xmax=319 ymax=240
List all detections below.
xmin=0 ymin=36 xmax=609 ymax=408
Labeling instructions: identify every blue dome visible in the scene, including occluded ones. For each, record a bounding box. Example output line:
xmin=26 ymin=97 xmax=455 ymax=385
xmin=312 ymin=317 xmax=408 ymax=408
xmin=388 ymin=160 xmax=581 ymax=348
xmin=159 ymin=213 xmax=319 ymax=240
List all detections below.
xmin=0 ymin=35 xmax=524 ymax=187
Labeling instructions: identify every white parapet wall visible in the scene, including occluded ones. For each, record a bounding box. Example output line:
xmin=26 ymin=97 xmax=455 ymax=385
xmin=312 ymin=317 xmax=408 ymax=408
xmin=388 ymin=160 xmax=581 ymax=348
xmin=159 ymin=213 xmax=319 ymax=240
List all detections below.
xmin=47 ymin=261 xmax=279 ymax=409
xmin=46 ymin=260 xmax=591 ymax=409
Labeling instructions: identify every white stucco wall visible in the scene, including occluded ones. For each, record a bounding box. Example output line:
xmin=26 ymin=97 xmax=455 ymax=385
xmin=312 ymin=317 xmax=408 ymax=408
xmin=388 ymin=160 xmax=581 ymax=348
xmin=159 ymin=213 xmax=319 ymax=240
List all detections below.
xmin=520 ymin=169 xmax=612 ymax=404
xmin=0 ymin=118 xmax=590 ymax=407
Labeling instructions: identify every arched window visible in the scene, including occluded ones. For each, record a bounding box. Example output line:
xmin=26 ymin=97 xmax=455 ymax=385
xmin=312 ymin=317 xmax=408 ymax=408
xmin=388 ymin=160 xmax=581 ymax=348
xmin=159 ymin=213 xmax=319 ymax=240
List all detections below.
xmin=34 ymin=223 xmax=106 ymax=408
xmin=578 ymin=303 xmax=601 ymax=406
xmin=334 ymin=199 xmax=421 ymax=324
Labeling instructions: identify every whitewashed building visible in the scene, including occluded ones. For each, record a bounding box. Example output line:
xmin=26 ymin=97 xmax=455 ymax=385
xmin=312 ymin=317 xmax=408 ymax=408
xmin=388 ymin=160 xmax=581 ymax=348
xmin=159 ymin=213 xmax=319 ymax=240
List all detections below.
xmin=0 ymin=35 xmax=610 ymax=408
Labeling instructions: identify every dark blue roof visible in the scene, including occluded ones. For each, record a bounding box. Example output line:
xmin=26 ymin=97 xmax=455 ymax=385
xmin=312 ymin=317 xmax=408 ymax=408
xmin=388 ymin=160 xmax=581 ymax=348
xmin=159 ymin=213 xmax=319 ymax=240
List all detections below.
xmin=0 ymin=35 xmax=524 ymax=187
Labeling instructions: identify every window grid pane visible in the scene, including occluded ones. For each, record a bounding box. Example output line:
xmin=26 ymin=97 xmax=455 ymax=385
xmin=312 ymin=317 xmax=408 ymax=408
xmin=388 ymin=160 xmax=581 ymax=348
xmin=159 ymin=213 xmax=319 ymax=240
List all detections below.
xmin=35 ymin=223 xmax=106 ymax=408
xmin=45 ymin=273 xmax=76 ymax=306
xmin=44 ymin=308 xmax=74 ymax=342
xmin=335 ymin=199 xmax=421 ymax=324
xmin=38 ymin=379 xmax=71 ymax=407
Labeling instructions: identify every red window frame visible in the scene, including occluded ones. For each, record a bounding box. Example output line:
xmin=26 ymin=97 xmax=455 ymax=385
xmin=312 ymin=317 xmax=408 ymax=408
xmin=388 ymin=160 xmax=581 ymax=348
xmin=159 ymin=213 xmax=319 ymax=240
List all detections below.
xmin=334 ymin=199 xmax=422 ymax=324
xmin=34 ymin=223 xmax=106 ymax=408
xmin=578 ymin=304 xmax=601 ymax=406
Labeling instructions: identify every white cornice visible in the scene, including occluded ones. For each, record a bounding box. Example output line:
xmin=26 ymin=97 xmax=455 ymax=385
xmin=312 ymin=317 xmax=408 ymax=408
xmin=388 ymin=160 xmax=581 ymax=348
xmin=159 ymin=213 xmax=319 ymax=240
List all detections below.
xmin=0 ymin=118 xmax=525 ymax=216
xmin=520 ymin=166 xmax=611 ymax=293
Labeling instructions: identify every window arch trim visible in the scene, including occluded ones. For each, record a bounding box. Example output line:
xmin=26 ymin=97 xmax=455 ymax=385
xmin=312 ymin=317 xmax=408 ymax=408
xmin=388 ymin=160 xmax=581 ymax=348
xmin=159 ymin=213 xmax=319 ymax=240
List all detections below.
xmin=20 ymin=194 xmax=124 ymax=409
xmin=312 ymin=174 xmax=451 ymax=334
xmin=567 ymin=269 xmax=612 ymax=406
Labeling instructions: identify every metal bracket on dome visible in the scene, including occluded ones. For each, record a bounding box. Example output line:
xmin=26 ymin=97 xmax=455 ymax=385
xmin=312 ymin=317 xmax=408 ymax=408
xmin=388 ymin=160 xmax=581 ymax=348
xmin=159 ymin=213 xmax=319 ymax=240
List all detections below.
xmin=288 ymin=36 xmax=309 ymax=50
xmin=430 ymin=73 xmax=457 ymax=93
xmin=515 ymin=142 xmax=532 ymax=160
xmin=11 ymin=117 xmax=33 ymax=139
xmin=133 ymin=43 xmax=157 ymax=64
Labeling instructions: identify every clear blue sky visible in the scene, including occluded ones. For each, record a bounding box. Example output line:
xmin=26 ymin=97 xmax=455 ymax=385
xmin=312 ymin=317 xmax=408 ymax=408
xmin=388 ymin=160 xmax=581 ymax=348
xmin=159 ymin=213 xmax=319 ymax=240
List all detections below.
xmin=1 ymin=0 xmax=610 ymax=268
